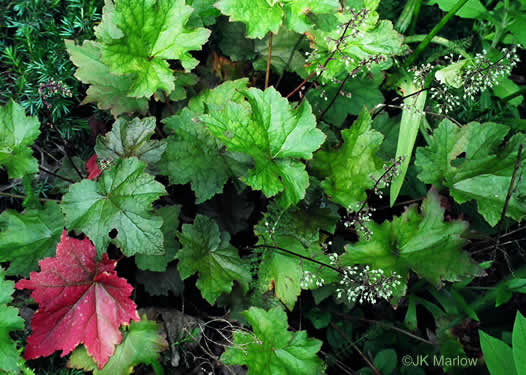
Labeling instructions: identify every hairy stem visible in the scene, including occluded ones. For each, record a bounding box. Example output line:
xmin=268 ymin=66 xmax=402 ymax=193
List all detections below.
xmin=265 ymin=32 xmax=273 ymax=90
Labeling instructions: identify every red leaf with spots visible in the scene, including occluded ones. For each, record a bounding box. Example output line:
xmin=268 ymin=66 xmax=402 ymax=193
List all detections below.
xmin=86 ymin=154 xmax=102 ymax=180
xmin=15 ymin=231 xmax=139 ymax=369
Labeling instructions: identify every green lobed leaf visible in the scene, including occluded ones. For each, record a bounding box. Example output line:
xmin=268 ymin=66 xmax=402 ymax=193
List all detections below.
xmin=0 ymin=100 xmax=40 ymax=179
xmin=415 ymin=120 xmax=526 ymax=226
xmin=221 ymin=307 xmax=324 ymax=375
xmin=187 ymin=78 xmax=250 ymax=114
xmin=341 ymin=188 xmax=484 ymax=303
xmin=135 ymin=205 xmax=181 ymax=272
xmin=215 ymin=0 xmax=283 ymax=39
xmin=65 ymin=40 xmax=149 ymax=117
xmin=95 ymin=117 xmax=167 ymax=167
xmin=282 ymin=0 xmax=340 ymax=33
xmin=187 ymin=0 xmax=220 ymax=27
xmin=310 ymin=108 xmax=384 ymax=209
xmin=98 ymin=0 xmax=211 ymax=97
xmin=479 ymin=330 xmax=518 ymax=375
xmin=176 ymin=215 xmax=251 ymax=304
xmin=0 ymin=201 xmax=64 ymax=277
xmin=159 ymin=108 xmax=251 ymax=204
xmin=61 ymin=157 xmax=166 ymax=257
xmin=201 ymin=87 xmax=326 ymax=208
xmin=0 ymin=268 xmax=25 ymax=373
xmin=68 ymin=319 xmax=168 ymax=375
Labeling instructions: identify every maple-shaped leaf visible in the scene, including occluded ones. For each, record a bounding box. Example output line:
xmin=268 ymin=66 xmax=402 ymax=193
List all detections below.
xmin=215 ymin=0 xmax=340 ymax=38
xmin=187 ymin=78 xmax=249 ymax=114
xmin=159 ymin=108 xmax=251 ymax=204
xmin=201 ymin=87 xmax=326 ymax=208
xmin=0 ymin=201 xmax=64 ymax=276
xmin=0 ymin=268 xmax=25 ymax=372
xmin=86 ymin=154 xmax=102 ymax=180
xmin=15 ymin=231 xmax=139 ymax=369
xmin=215 ymin=0 xmax=283 ymax=39
xmin=61 ymin=157 xmax=166 ymax=257
xmin=415 ymin=120 xmax=526 ymax=226
xmin=311 ymin=108 xmax=385 ymax=209
xmin=176 ymin=215 xmax=251 ymax=304
xmin=135 ymin=205 xmax=181 ymax=272
xmin=97 ymin=0 xmax=211 ymax=98
xmin=340 ymin=188 xmax=485 ymax=303
xmin=0 ymin=100 xmax=40 ymax=179
xmin=187 ymin=0 xmax=220 ymax=27
xmin=67 ymin=318 xmax=168 ymax=374
xmin=65 ymin=40 xmax=148 ymax=117
xmin=306 ymin=4 xmax=406 ymax=83
xmin=94 ymin=117 xmax=167 ymax=167
xmin=221 ymin=307 xmax=324 ymax=374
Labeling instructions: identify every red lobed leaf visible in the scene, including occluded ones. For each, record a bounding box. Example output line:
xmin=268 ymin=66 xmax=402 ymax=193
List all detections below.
xmin=86 ymin=154 xmax=102 ymax=180
xmin=16 ymin=231 xmax=139 ymax=369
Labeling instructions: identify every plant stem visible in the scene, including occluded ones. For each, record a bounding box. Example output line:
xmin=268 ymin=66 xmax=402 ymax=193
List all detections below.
xmin=39 ymin=166 xmax=76 ymax=183
xmin=403 ymin=0 xmax=471 ymax=69
xmin=336 ymin=313 xmax=434 ymax=345
xmin=494 ymin=143 xmax=523 ymax=252
xmin=320 ymin=72 xmax=351 ymax=121
xmin=251 ymin=244 xmax=342 ymax=274
xmin=286 ymin=72 xmax=316 ymax=99
xmin=404 ymin=35 xmax=470 ymax=58
xmin=330 ymin=322 xmax=382 ymax=375
xmin=0 ymin=191 xmax=59 ymax=202
xmin=286 ymin=14 xmax=356 ymax=99
xmin=265 ymin=32 xmax=273 ymax=90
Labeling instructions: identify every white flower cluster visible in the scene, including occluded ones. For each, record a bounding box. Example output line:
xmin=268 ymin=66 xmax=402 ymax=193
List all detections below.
xmin=300 ymin=270 xmax=325 ymax=289
xmin=463 ymin=46 xmax=520 ymax=99
xmin=336 ymin=265 xmax=402 ymax=304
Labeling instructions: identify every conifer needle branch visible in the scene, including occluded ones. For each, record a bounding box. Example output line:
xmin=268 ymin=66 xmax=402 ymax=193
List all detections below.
xmin=38 ymin=166 xmax=76 ymax=183
xmin=265 ymin=32 xmax=273 ymax=90
xmin=494 ymin=143 xmax=523 ymax=253
xmin=251 ymin=244 xmax=342 ymax=274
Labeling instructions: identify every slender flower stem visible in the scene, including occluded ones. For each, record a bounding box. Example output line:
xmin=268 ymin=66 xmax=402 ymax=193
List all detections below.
xmin=494 ymin=143 xmax=523 ymax=252
xmin=330 ymin=322 xmax=382 ymax=375
xmin=39 ymin=166 xmax=76 ymax=183
xmin=286 ymin=13 xmax=357 ymax=99
xmin=251 ymin=244 xmax=342 ymax=274
xmin=319 ymin=72 xmax=351 ymax=121
xmin=403 ymin=0 xmax=470 ymax=69
xmin=265 ymin=32 xmax=273 ymax=90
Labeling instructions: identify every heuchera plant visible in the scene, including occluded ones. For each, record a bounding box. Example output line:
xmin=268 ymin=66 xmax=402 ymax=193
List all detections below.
xmin=0 ymin=0 xmax=524 ymax=373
